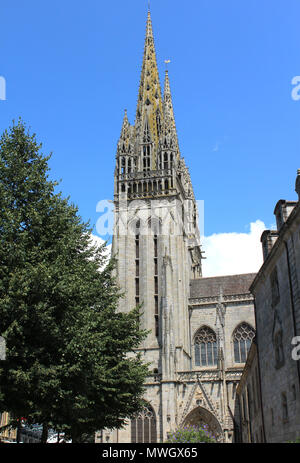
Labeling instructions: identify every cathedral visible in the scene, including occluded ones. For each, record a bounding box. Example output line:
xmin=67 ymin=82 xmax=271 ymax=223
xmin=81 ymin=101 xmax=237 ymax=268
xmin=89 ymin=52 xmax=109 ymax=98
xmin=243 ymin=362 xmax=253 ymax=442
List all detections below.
xmin=98 ymin=10 xmax=256 ymax=443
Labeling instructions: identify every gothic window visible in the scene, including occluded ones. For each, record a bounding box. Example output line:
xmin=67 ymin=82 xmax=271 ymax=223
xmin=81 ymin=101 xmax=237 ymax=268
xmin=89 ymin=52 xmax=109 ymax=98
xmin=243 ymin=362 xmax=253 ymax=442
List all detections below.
xmin=143 ymin=145 xmax=151 ymax=171
xmin=148 ymin=217 xmax=161 ymax=236
xmin=130 ymin=219 xmax=141 ymax=237
xmin=131 ymin=404 xmax=157 ymax=443
xmin=164 ymin=153 xmax=168 ymax=170
xmin=271 ymin=267 xmax=280 ymax=307
xmin=233 ymin=323 xmax=255 ymax=363
xmin=194 ymin=326 xmax=217 ymax=367
xmin=121 ymin=157 xmax=126 ymax=174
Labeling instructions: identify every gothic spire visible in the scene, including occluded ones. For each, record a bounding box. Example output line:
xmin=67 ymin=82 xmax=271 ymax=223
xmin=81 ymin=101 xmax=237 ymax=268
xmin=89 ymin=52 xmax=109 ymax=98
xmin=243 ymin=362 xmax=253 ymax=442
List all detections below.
xmin=118 ymin=109 xmax=131 ymax=154
xmin=162 ymin=69 xmax=180 ymax=157
xmin=135 ymin=11 xmax=163 ymax=150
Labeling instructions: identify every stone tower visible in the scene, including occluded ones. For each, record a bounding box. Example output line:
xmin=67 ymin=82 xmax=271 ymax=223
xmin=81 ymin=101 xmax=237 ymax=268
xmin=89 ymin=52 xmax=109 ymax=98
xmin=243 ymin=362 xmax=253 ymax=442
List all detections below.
xmin=99 ymin=10 xmax=256 ymax=445
xmin=111 ymin=10 xmax=202 ymax=441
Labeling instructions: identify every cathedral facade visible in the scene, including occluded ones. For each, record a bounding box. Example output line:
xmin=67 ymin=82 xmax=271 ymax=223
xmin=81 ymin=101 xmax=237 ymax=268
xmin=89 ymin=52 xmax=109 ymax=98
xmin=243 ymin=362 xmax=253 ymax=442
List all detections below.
xmin=98 ymin=11 xmax=256 ymax=443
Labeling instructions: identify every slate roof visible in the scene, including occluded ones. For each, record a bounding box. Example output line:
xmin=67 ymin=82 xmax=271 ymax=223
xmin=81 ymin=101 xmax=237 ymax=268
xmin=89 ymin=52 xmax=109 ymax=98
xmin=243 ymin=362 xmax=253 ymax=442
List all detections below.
xmin=189 ymin=273 xmax=256 ymax=299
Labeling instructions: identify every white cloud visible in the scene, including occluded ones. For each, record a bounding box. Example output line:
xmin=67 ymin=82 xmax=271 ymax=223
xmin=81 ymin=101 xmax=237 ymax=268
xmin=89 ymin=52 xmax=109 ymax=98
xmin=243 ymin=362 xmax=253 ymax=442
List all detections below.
xmin=89 ymin=234 xmax=112 ymax=270
xmin=90 ymin=234 xmax=111 ymax=255
xmin=201 ymin=220 xmax=266 ymax=277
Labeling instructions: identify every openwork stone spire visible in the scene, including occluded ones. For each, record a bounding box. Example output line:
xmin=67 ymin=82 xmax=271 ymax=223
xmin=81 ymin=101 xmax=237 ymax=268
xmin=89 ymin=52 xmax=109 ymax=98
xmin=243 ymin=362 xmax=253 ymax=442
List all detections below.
xmin=117 ymin=109 xmax=132 ymax=155
xmin=135 ymin=10 xmax=163 ymax=154
xmin=161 ymin=69 xmax=180 ymax=158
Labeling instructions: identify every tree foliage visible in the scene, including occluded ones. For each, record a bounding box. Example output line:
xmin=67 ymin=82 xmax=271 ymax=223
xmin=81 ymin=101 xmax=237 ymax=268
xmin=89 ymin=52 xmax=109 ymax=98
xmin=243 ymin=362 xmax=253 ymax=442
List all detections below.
xmin=166 ymin=425 xmax=217 ymax=443
xmin=0 ymin=120 xmax=149 ymax=442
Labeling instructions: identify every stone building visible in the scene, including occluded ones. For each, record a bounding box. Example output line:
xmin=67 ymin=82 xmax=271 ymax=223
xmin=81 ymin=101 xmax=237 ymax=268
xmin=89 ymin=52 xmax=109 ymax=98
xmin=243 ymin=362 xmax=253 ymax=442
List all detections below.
xmin=0 ymin=412 xmax=16 ymax=443
xmin=235 ymin=339 xmax=265 ymax=443
xmin=97 ymin=10 xmax=256 ymax=443
xmin=249 ymin=172 xmax=300 ymax=443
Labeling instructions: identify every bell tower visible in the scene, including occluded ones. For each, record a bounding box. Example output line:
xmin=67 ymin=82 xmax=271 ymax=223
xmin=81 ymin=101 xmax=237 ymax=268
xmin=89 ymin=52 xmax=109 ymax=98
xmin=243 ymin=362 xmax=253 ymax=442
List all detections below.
xmin=112 ymin=9 xmax=203 ymax=442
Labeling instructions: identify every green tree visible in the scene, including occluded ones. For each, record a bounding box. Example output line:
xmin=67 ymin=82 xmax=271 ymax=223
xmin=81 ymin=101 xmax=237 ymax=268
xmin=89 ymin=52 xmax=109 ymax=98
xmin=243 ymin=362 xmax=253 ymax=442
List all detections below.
xmin=0 ymin=120 xmax=149 ymax=442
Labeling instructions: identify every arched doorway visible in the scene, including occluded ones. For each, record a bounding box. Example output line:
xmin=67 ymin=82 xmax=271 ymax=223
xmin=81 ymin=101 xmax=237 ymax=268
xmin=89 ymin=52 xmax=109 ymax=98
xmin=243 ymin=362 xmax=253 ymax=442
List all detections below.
xmin=183 ymin=406 xmax=223 ymax=442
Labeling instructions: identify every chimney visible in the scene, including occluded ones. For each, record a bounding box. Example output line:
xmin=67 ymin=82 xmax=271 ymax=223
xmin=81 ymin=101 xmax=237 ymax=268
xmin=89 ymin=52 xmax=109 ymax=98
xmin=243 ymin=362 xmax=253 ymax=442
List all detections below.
xmin=261 ymin=230 xmax=279 ymax=261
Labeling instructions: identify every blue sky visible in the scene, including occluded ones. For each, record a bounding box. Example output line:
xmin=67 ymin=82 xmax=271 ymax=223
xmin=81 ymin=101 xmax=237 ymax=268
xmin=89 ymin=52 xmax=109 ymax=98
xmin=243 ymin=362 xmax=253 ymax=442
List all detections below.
xmin=1 ymin=0 xmax=300 ymax=247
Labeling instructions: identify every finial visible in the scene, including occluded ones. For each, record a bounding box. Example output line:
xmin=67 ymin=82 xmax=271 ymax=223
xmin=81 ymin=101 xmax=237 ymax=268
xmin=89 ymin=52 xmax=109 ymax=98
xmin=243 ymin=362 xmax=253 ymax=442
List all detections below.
xmin=148 ymin=0 xmax=150 ymax=11
xmin=165 ymin=59 xmax=171 ymax=70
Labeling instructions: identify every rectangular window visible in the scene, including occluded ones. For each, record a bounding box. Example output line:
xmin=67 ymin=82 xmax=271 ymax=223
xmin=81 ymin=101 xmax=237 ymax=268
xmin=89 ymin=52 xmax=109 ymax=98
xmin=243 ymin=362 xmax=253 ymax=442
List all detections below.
xmin=154 ymin=276 xmax=158 ymax=295
xmin=154 ymin=258 xmax=158 ymax=276
xmin=155 ymin=315 xmax=159 ymax=337
xmin=271 ymin=266 xmax=280 ymax=307
xmin=154 ymin=236 xmax=158 ymax=257
xmin=155 ymin=296 xmax=158 ymax=315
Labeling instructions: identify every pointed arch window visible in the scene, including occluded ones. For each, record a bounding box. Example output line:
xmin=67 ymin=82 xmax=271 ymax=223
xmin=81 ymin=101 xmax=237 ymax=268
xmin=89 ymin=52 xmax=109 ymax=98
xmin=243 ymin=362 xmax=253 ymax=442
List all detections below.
xmin=164 ymin=152 xmax=169 ymax=170
xmin=131 ymin=404 xmax=157 ymax=443
xmin=143 ymin=145 xmax=151 ymax=171
xmin=128 ymin=158 xmax=132 ymax=173
xmin=194 ymin=326 xmax=217 ymax=367
xmin=121 ymin=157 xmax=126 ymax=174
xmin=233 ymin=323 xmax=255 ymax=363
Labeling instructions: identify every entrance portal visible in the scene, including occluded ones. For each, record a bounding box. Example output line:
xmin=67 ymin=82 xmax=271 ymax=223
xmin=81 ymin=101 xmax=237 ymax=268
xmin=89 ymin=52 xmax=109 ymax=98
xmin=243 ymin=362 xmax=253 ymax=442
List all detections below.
xmin=183 ymin=406 xmax=223 ymax=442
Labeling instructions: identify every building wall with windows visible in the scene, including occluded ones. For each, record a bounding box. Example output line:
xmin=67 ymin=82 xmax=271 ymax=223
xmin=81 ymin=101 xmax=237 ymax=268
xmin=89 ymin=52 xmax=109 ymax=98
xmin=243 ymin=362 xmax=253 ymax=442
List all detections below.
xmin=236 ymin=339 xmax=265 ymax=443
xmin=187 ymin=274 xmax=256 ymax=442
xmin=97 ymin=274 xmax=256 ymax=444
xmin=250 ymin=172 xmax=300 ymax=443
